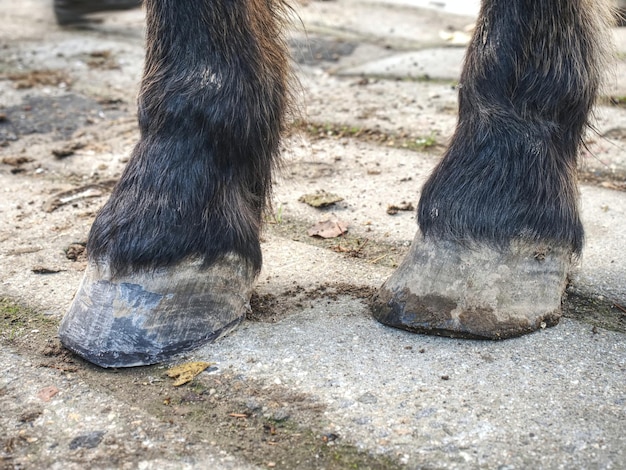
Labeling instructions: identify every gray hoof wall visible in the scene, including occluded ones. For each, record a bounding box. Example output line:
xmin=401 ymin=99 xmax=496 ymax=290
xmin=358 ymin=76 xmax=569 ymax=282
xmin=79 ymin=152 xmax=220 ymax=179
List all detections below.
xmin=372 ymin=237 xmax=571 ymax=339
xmin=59 ymin=255 xmax=254 ymax=368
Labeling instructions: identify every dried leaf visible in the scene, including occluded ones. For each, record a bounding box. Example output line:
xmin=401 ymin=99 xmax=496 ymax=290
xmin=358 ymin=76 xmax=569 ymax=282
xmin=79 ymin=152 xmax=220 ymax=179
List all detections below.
xmin=298 ymin=190 xmax=343 ymax=208
xmin=167 ymin=361 xmax=212 ymax=386
xmin=307 ymin=218 xmax=349 ymax=238
xmin=37 ymin=386 xmax=59 ymax=402
xmin=439 ymin=29 xmax=472 ymax=45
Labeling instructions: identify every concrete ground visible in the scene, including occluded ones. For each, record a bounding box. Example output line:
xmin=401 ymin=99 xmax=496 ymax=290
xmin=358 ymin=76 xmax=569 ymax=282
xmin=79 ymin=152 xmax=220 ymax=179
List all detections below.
xmin=0 ymin=0 xmax=624 ymax=469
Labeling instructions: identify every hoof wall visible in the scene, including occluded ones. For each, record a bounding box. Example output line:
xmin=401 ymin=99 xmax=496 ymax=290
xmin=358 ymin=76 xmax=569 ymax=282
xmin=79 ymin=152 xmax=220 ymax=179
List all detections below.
xmin=371 ymin=238 xmax=571 ymax=339
xmin=59 ymin=255 xmax=255 ymax=367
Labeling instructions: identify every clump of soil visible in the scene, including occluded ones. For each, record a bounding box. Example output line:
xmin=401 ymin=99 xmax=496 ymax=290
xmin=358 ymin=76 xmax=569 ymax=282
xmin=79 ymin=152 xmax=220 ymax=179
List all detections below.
xmin=563 ymin=287 xmax=626 ymax=333
xmin=249 ymin=282 xmax=376 ymax=323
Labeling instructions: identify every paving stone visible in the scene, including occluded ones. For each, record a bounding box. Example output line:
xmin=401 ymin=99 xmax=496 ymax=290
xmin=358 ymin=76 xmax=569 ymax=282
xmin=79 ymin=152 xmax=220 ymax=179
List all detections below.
xmin=337 ymin=47 xmax=465 ymax=81
xmin=0 ymin=0 xmax=625 ymax=468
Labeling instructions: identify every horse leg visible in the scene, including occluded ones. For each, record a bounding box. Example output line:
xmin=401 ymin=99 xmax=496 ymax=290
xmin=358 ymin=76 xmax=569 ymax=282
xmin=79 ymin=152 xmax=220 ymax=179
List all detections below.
xmin=372 ymin=0 xmax=612 ymax=339
xmin=59 ymin=0 xmax=289 ymax=367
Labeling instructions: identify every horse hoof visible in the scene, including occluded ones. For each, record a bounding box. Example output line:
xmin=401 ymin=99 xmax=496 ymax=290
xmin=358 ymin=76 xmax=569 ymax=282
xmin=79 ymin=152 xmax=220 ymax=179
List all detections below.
xmin=59 ymin=255 xmax=255 ymax=367
xmin=371 ymin=237 xmax=571 ymax=339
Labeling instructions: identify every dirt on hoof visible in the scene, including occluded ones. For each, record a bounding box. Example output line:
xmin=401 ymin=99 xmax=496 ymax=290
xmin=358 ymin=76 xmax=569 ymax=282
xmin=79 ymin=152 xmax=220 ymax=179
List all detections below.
xmin=372 ymin=237 xmax=571 ymax=339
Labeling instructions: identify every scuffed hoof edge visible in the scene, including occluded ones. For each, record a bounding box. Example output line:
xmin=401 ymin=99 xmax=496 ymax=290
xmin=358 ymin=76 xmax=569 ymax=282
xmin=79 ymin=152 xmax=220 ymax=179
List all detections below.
xmin=371 ymin=237 xmax=571 ymax=340
xmin=59 ymin=254 xmax=255 ymax=368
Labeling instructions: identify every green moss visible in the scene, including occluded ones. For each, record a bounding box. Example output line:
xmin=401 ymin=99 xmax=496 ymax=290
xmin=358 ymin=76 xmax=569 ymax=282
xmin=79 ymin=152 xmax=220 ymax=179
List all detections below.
xmin=292 ymin=120 xmax=441 ymax=154
xmin=599 ymin=95 xmax=626 ymax=107
xmin=404 ymin=132 xmax=438 ymax=151
xmin=0 ymin=298 xmax=56 ymax=342
xmin=143 ymin=387 xmax=403 ymax=470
